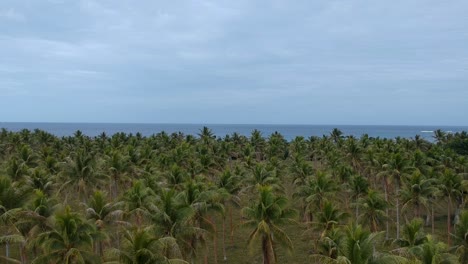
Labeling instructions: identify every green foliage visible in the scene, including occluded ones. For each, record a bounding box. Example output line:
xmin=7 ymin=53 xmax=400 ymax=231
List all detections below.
xmin=0 ymin=127 xmax=467 ymax=263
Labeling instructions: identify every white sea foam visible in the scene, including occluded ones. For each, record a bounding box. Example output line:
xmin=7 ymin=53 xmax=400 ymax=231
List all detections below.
xmin=420 ymin=130 xmax=433 ymax=133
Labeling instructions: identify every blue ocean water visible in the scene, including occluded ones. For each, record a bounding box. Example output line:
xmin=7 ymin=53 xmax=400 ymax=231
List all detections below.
xmin=1 ymin=123 xmax=467 ymax=141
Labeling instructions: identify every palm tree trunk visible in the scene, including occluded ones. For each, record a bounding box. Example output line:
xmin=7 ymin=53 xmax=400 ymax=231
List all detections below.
xmin=5 ymin=242 xmax=9 ymax=261
xmin=396 ymin=183 xmax=400 ymax=240
xmin=212 ymin=216 xmax=218 ymax=264
xmin=383 ymin=177 xmax=389 ymax=240
xmin=223 ymin=216 xmax=227 ymax=261
xmin=262 ymin=237 xmax=271 ymax=264
xmin=355 ymin=197 xmax=359 ymax=222
xmin=448 ymin=195 xmax=452 ymax=246
xmin=431 ymin=203 xmax=435 ymax=235
xmin=20 ymin=242 xmax=27 ymax=264
xmin=230 ymin=207 xmax=234 ymax=246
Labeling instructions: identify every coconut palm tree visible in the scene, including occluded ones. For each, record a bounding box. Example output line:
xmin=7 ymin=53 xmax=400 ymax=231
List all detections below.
xmin=400 ymin=170 xmax=438 ymax=219
xmin=453 ymin=210 xmax=468 ymax=263
xmin=84 ymin=191 xmax=124 ymax=257
xmin=32 ymin=206 xmax=99 ymax=264
xmin=295 ymin=171 xmax=338 ymax=222
xmin=105 ymin=150 xmax=130 ymax=199
xmin=109 ymin=227 xmax=187 ymax=264
xmin=122 ymin=181 xmax=156 ymax=227
xmin=311 ymin=201 xmax=348 ymax=239
xmin=244 ymin=163 xmax=280 ymax=193
xmin=349 ymin=174 xmax=369 ymax=221
xmin=242 ymin=186 xmax=296 ymax=264
xmin=408 ymin=235 xmax=458 ymax=264
xmin=358 ymin=189 xmax=388 ymax=233
xmin=379 ymin=152 xmax=413 ymax=239
xmin=0 ymin=177 xmax=30 ymax=261
xmin=14 ymin=190 xmax=57 ymax=263
xmin=216 ymin=169 xmax=241 ymax=260
xmin=439 ymin=169 xmax=463 ymax=246
xmin=60 ymin=149 xmax=103 ymax=203
xmin=327 ymin=224 xmax=404 ymax=264
xmin=393 ymin=218 xmax=428 ymax=257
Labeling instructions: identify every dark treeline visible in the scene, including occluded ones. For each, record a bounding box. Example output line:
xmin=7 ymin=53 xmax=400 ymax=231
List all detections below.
xmin=0 ymin=127 xmax=468 ymax=264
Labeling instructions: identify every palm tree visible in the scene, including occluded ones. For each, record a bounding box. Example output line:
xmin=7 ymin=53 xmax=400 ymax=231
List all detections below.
xmin=400 ymin=170 xmax=437 ymax=219
xmin=295 ymin=171 xmax=338 ymax=222
xmin=122 ymin=181 xmax=156 ymax=227
xmin=439 ymin=169 xmax=463 ymax=246
xmin=14 ymin=190 xmax=57 ymax=263
xmin=85 ymin=191 xmax=124 ymax=257
xmin=106 ymin=150 xmax=130 ymax=199
xmin=393 ymin=218 xmax=428 ymax=256
xmin=244 ymin=163 xmax=280 ymax=193
xmin=250 ymin=129 xmax=266 ymax=161
xmin=109 ymin=227 xmax=187 ymax=264
xmin=379 ymin=152 xmax=413 ymax=239
xmin=312 ymin=227 xmax=343 ymax=261
xmin=312 ymin=201 xmax=348 ymax=239
xmin=242 ymin=186 xmax=296 ymax=264
xmin=408 ymin=235 xmax=458 ymax=264
xmin=289 ymin=155 xmax=313 ymax=186
xmin=60 ymin=149 xmax=103 ymax=203
xmin=334 ymin=224 xmax=403 ymax=264
xmin=32 ymin=206 xmax=99 ymax=264
xmin=433 ymin=129 xmax=447 ymax=145
xmin=152 ymin=189 xmax=195 ymax=248
xmin=453 ymin=210 xmax=468 ymax=263
xmin=358 ymin=189 xmax=388 ymax=233
xmin=330 ymin=128 xmax=343 ymax=145
xmin=349 ymin=174 xmax=369 ymax=221
xmin=179 ymin=179 xmax=223 ymax=263
xmin=0 ymin=177 xmax=30 ymax=261
xmin=216 ymin=169 xmax=241 ymax=260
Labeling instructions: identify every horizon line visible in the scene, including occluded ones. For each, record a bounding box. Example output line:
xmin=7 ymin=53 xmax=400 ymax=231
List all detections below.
xmin=1 ymin=121 xmax=468 ymax=127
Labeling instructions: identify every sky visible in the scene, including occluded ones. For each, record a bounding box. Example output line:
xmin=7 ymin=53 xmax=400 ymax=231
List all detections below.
xmin=1 ymin=0 xmax=468 ymax=125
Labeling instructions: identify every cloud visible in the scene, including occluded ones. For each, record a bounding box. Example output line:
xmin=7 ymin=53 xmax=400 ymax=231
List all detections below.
xmin=0 ymin=0 xmax=467 ymax=124
xmin=0 ymin=8 xmax=26 ymax=22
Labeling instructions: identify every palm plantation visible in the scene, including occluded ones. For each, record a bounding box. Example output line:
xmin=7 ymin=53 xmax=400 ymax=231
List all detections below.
xmin=0 ymin=127 xmax=467 ymax=263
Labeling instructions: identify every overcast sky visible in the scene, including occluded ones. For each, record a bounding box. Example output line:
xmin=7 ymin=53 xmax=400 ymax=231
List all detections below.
xmin=1 ymin=0 xmax=467 ymax=125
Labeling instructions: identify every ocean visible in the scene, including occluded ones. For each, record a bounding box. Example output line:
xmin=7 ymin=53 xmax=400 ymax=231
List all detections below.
xmin=0 ymin=123 xmax=467 ymax=141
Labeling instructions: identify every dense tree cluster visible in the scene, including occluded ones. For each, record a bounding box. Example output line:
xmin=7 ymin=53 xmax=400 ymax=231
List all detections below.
xmin=0 ymin=127 xmax=468 ymax=264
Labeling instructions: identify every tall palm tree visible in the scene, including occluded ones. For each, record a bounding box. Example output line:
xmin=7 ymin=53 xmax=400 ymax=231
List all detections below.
xmin=180 ymin=179 xmax=223 ymax=263
xmin=349 ymin=174 xmax=369 ymax=221
xmin=85 ymin=191 xmax=124 ymax=257
xmin=14 ymin=190 xmax=57 ymax=263
xmin=242 ymin=186 xmax=296 ymax=264
xmin=106 ymin=150 xmax=130 ymax=199
xmin=244 ymin=163 xmax=280 ymax=193
xmin=0 ymin=177 xmax=30 ymax=261
xmin=453 ymin=210 xmax=468 ymax=263
xmin=439 ymin=169 xmax=463 ymax=246
xmin=433 ymin=129 xmax=447 ymax=145
xmin=216 ymin=169 xmax=241 ymax=260
xmin=311 ymin=201 xmax=348 ymax=239
xmin=109 ymin=227 xmax=187 ymax=264
xmin=400 ymin=170 xmax=437 ymax=219
xmin=332 ymin=224 xmax=403 ymax=264
xmin=408 ymin=235 xmax=458 ymax=264
xmin=122 ymin=181 xmax=156 ymax=227
xmin=393 ymin=218 xmax=428 ymax=256
xmin=32 ymin=206 xmax=99 ymax=264
xmin=379 ymin=152 xmax=413 ymax=239
xmin=358 ymin=189 xmax=388 ymax=233
xmin=295 ymin=171 xmax=338 ymax=222
xmin=60 ymin=149 xmax=103 ymax=203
